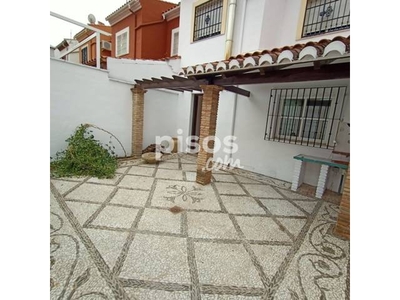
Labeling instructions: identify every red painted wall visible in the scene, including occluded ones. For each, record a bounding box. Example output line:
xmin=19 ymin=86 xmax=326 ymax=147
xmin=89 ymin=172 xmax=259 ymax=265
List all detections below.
xmin=166 ymin=17 xmax=180 ymax=57
xmin=109 ymin=0 xmax=178 ymax=60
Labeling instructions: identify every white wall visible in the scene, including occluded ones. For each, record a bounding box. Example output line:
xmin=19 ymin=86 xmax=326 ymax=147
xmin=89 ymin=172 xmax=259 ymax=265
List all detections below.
xmin=229 ymin=79 xmax=350 ymax=190
xmin=50 ymin=58 xmax=132 ymax=158
xmin=107 ymin=58 xmax=181 ymax=149
xmin=179 ymin=0 xmax=350 ymax=66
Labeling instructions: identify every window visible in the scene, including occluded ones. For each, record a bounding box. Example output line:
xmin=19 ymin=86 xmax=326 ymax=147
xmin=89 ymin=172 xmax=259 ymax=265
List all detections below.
xmin=171 ymin=28 xmax=179 ymax=56
xmin=193 ymin=0 xmax=224 ymax=41
xmin=81 ymin=46 xmax=88 ymax=64
xmin=116 ymin=27 xmax=129 ymax=57
xmin=265 ymin=86 xmax=347 ymax=149
xmin=302 ymin=0 xmax=350 ymax=37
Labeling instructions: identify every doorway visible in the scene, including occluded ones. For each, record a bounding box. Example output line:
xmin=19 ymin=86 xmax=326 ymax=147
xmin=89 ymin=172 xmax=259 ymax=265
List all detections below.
xmin=189 ymin=94 xmax=202 ymax=151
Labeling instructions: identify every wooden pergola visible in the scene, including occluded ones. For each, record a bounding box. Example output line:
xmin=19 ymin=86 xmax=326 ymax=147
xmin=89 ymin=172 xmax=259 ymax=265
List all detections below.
xmin=130 ymin=37 xmax=350 ymax=186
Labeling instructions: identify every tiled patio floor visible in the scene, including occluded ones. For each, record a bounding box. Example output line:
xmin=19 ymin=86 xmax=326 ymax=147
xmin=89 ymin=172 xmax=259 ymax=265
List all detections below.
xmin=50 ymin=154 xmax=349 ymax=300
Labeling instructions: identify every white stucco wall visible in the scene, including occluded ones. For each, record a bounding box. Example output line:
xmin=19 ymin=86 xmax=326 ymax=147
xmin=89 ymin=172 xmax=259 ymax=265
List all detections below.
xmin=229 ymin=79 xmax=350 ymax=190
xmin=50 ymin=58 xmax=132 ymax=158
xmin=179 ymin=0 xmax=350 ymax=66
xmin=107 ymin=57 xmax=181 ymax=149
xmin=51 ymin=57 xmax=182 ymax=159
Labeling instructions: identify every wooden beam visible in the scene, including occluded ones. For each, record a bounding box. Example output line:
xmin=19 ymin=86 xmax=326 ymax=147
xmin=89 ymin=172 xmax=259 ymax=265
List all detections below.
xmin=214 ymin=63 xmax=350 ymax=86
xmin=224 ymin=86 xmax=251 ymax=97
xmin=138 ymin=78 xmax=209 ymax=89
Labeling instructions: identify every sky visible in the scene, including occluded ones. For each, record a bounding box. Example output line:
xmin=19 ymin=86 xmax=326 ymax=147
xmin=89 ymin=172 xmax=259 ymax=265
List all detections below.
xmin=50 ymin=0 xmax=181 ymax=47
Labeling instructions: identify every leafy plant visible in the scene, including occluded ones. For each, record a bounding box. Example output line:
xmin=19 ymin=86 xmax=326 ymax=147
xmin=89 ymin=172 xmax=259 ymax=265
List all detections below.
xmin=50 ymin=124 xmax=117 ymax=178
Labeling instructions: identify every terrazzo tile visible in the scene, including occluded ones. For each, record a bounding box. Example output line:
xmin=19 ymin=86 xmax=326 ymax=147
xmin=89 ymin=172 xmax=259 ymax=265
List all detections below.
xmin=65 ymin=183 xmax=115 ymax=203
xmin=85 ymin=228 xmax=129 ymax=269
xmin=184 ymin=171 xmax=197 ymax=182
xmin=243 ymin=184 xmax=283 ymax=198
xmin=276 ymin=218 xmax=307 ymax=238
xmin=259 ymin=199 xmax=306 ymax=217
xmin=109 ymin=188 xmax=149 ymax=207
xmin=91 ymin=206 xmax=139 ymax=229
xmin=293 ymin=200 xmax=318 ymax=214
xmin=181 ymin=164 xmax=197 ymax=172
xmin=235 ymin=216 xmax=291 ymax=242
xmin=158 ymin=162 xmax=180 ymax=170
xmin=138 ymin=208 xmax=181 ymax=234
xmin=194 ymin=242 xmax=264 ymax=288
xmin=201 ymin=295 xmax=261 ymax=300
xmin=277 ymin=188 xmax=315 ymax=200
xmin=65 ymin=201 xmax=100 ymax=225
xmin=51 ymin=180 xmax=80 ymax=194
xmin=220 ymin=196 xmax=266 ymax=215
xmin=156 ymin=169 xmax=184 ymax=180
xmin=250 ymin=244 xmax=291 ymax=279
xmin=235 ymin=176 xmax=263 ymax=184
xmin=128 ymin=166 xmax=155 ymax=176
xmin=212 ymin=174 xmax=237 ymax=183
xmin=115 ymin=166 xmax=129 ymax=174
xmin=151 ymin=180 xmax=221 ymax=211
xmin=119 ymin=234 xmax=190 ymax=284
xmin=125 ymin=288 xmax=190 ymax=300
xmin=214 ymin=182 xmax=246 ymax=195
xmin=87 ymin=174 xmax=122 ymax=185
xmin=187 ymin=212 xmax=239 ymax=239
xmin=118 ymin=175 xmax=155 ymax=190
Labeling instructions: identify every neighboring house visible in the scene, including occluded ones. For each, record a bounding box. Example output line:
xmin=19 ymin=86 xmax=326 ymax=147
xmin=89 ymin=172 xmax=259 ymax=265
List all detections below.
xmin=133 ymin=0 xmax=351 ymax=199
xmin=74 ymin=22 xmax=112 ymax=69
xmin=105 ymin=0 xmax=180 ymax=60
xmin=50 ymin=46 xmax=56 ymax=58
xmin=55 ymin=39 xmax=79 ymax=63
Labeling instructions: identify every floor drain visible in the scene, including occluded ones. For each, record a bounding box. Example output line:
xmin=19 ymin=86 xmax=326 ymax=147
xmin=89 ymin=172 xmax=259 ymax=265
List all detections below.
xmin=169 ymin=206 xmax=184 ymax=214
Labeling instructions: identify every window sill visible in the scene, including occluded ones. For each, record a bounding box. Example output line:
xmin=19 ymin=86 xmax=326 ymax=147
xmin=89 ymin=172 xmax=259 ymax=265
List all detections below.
xmin=296 ymin=27 xmax=350 ymax=43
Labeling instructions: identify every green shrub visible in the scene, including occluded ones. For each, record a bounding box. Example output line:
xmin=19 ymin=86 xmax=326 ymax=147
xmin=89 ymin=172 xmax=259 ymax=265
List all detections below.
xmin=51 ymin=124 xmax=117 ymax=178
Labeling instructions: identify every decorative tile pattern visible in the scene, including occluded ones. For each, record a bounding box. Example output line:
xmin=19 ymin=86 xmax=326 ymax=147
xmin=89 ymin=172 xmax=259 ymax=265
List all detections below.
xmin=119 ymin=234 xmax=191 ymax=284
xmin=51 ymin=154 xmax=349 ymax=300
xmin=91 ymin=206 xmax=139 ymax=229
xmin=220 ymin=196 xmax=267 ymax=215
xmin=194 ymin=242 xmax=264 ymax=288
xmin=138 ymin=208 xmax=181 ymax=234
xmin=243 ymin=184 xmax=283 ymax=198
xmin=65 ymin=183 xmax=115 ymax=203
xmin=214 ymin=182 xmax=246 ymax=195
xmin=187 ymin=212 xmax=239 ymax=239
xmin=118 ymin=175 xmax=154 ymax=190
xmin=235 ymin=216 xmax=291 ymax=242
xmin=110 ymin=188 xmax=150 ymax=206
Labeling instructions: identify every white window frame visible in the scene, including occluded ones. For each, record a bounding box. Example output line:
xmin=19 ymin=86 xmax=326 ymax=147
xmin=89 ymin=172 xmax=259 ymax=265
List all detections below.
xmin=171 ymin=28 xmax=179 ymax=56
xmin=115 ymin=27 xmax=129 ymax=57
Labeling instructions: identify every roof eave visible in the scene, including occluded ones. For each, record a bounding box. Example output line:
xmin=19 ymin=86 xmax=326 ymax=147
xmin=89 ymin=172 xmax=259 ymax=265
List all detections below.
xmin=106 ymin=1 xmax=141 ymax=26
xmin=162 ymin=6 xmax=180 ymax=21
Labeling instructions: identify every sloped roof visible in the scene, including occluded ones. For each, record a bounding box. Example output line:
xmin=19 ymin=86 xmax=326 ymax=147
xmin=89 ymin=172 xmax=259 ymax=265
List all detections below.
xmin=179 ymin=36 xmax=350 ymax=76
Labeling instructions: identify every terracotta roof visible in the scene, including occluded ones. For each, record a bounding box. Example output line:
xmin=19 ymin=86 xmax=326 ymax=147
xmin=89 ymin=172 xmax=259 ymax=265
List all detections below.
xmin=179 ymin=36 xmax=350 ymax=76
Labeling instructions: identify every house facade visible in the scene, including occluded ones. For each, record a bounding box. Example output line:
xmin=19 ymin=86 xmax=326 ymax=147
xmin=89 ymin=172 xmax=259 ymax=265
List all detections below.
xmin=134 ymin=0 xmax=350 ymax=196
xmin=74 ymin=22 xmax=112 ymax=69
xmin=105 ymin=0 xmax=180 ymax=60
xmin=55 ymin=39 xmax=79 ymax=63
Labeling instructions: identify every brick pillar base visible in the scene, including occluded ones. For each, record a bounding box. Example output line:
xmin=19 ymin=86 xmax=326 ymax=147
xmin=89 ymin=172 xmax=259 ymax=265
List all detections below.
xmin=131 ymin=85 xmax=147 ymax=158
xmin=334 ymin=165 xmax=350 ymax=239
xmin=196 ymin=85 xmax=223 ymax=185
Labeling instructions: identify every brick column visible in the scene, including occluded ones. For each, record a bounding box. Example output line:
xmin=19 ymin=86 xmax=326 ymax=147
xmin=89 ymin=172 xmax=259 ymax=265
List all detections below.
xmin=131 ymin=85 xmax=147 ymax=158
xmin=334 ymin=165 xmax=350 ymax=239
xmin=196 ymin=85 xmax=223 ymax=185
